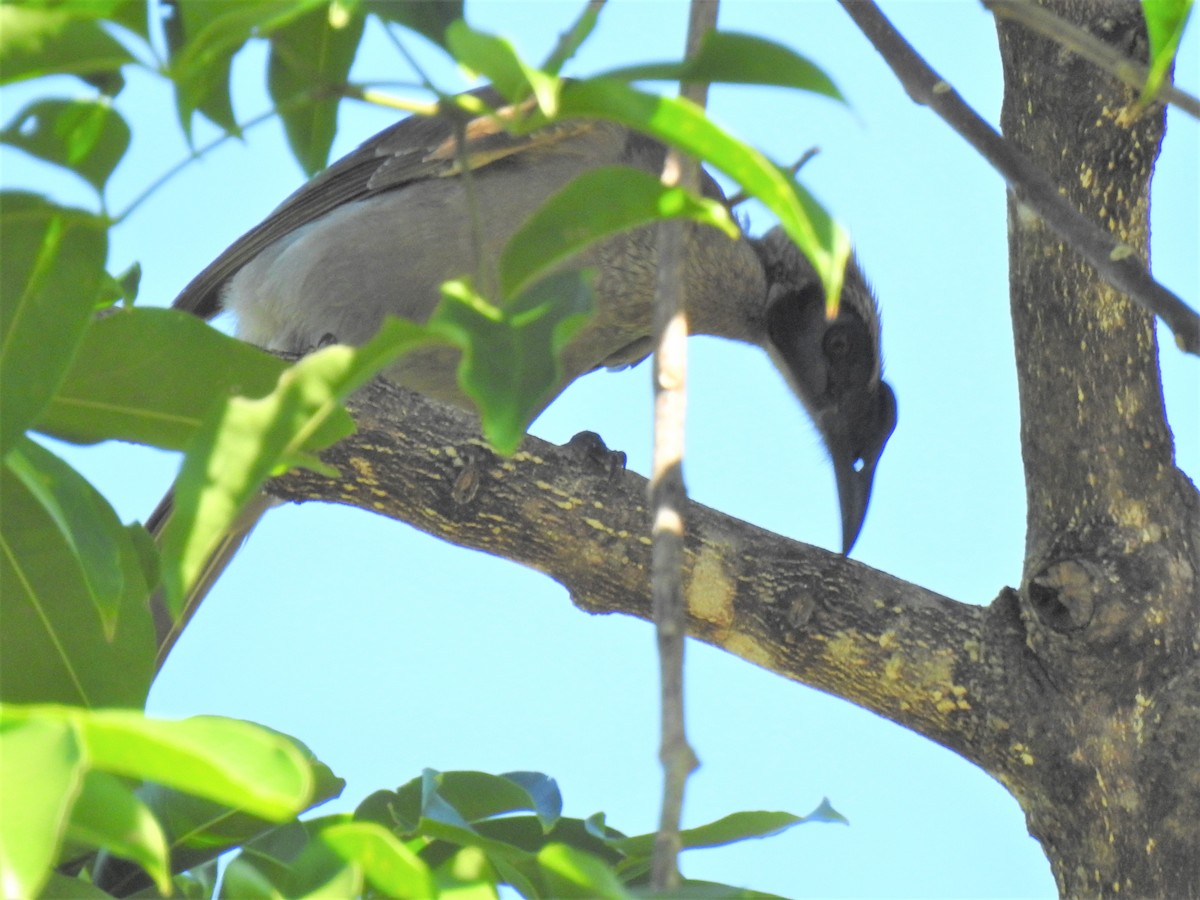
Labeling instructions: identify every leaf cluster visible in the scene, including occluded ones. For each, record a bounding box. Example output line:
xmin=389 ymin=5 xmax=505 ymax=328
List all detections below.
xmin=1 ymin=1 xmax=855 ymax=896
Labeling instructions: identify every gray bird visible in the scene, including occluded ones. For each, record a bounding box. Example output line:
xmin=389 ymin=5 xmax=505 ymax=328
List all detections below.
xmin=150 ymin=87 xmax=896 ymax=663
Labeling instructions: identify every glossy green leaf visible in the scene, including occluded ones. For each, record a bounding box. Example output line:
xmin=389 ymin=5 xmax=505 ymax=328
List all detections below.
xmin=551 ymin=78 xmax=851 ymax=313
xmin=159 ymin=318 xmax=434 ymax=612
xmin=107 ymin=747 xmax=344 ymax=893
xmin=66 ymin=771 xmax=170 ymax=894
xmin=499 ymin=165 xmax=737 ymax=300
xmin=0 ymin=193 xmax=108 ymax=457
xmin=221 ymin=816 xmax=360 ymax=899
xmin=537 ymin=842 xmax=631 ymax=899
xmin=0 ymin=5 xmax=135 ymax=86
xmin=6 ymin=440 xmax=128 ymax=636
xmin=501 ymin=772 xmax=563 ymax=832
xmin=1141 ymin=0 xmax=1193 ymax=102
xmin=611 ymin=803 xmax=847 ymax=861
xmin=420 ymin=770 xmax=563 ymax=831
xmin=1 ymin=99 xmax=130 ymax=194
xmin=36 ymin=307 xmax=287 ymax=451
xmin=0 ymin=712 xmax=84 ymax=899
xmin=0 ymin=443 xmax=155 ymax=708
xmin=77 ymin=711 xmax=314 ymax=821
xmin=364 ymin=0 xmax=462 ymax=49
xmin=430 ymin=272 xmax=592 ymax=454
xmin=603 ymin=31 xmax=844 ymax=101
xmin=320 ymin=821 xmax=434 ymax=898
xmin=267 ymin=3 xmax=365 ymax=176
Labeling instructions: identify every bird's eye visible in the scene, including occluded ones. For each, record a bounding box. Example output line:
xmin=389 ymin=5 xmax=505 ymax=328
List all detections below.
xmin=824 ymin=326 xmax=852 ymax=360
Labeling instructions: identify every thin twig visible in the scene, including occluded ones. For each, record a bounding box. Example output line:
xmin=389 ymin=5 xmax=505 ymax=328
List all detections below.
xmin=839 ymin=1 xmax=1200 ymax=355
xmin=984 ymin=0 xmax=1200 ymax=119
xmin=649 ymin=0 xmax=716 ymax=890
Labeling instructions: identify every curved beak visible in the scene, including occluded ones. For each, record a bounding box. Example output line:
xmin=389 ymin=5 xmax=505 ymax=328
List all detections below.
xmin=833 ymin=449 xmax=880 ymax=555
xmin=820 ymin=381 xmax=895 ymax=556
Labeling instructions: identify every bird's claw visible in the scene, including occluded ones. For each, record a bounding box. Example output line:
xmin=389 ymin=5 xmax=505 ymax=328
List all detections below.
xmin=564 ymin=431 xmax=626 ymax=480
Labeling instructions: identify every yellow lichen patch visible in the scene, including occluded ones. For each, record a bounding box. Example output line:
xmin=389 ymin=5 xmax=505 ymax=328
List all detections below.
xmin=582 ymin=517 xmax=610 ymax=534
xmin=1112 ymin=497 xmax=1149 ymax=531
xmin=1012 ymin=742 xmax=1036 ymax=766
xmin=883 ymin=655 xmax=904 ymax=682
xmin=349 ymin=457 xmax=380 ymax=486
xmin=824 ymin=631 xmax=864 ymax=666
xmin=687 ymin=550 xmax=736 ymax=628
xmin=963 ymin=640 xmax=981 ymax=663
xmin=877 ymin=630 xmax=898 ymax=650
xmin=725 ymin=632 xmax=773 ymax=667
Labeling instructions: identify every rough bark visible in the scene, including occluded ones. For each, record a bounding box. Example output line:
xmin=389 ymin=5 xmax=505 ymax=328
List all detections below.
xmin=996 ymin=1 xmax=1200 ymax=894
xmin=260 ymin=0 xmax=1199 ymax=894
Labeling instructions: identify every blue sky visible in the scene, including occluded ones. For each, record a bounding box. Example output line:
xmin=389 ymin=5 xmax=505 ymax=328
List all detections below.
xmin=4 ymin=2 xmax=1196 ymax=897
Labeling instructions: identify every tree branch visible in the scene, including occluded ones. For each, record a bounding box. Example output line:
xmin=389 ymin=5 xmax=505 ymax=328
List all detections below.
xmin=648 ymin=0 xmax=717 ymax=887
xmin=268 ymin=379 xmax=1048 ymax=786
xmin=838 ymin=0 xmax=1200 ymax=355
xmin=984 ymin=0 xmax=1200 ymax=119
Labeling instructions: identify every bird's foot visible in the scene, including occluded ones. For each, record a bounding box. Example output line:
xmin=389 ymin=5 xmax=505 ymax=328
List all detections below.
xmin=564 ymin=431 xmax=626 ymax=479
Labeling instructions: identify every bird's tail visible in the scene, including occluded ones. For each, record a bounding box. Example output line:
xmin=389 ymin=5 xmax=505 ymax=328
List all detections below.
xmin=148 ymin=489 xmax=276 ymax=673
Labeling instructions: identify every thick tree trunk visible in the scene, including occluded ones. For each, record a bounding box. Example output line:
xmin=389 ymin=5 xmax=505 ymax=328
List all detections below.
xmin=996 ymin=1 xmax=1200 ymax=894
xmin=260 ymin=2 xmax=1199 ymax=895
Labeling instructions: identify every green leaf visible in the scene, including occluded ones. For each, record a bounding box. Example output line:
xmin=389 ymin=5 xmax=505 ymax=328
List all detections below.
xmin=501 ymin=772 xmax=563 ymax=832
xmin=66 ymin=771 xmax=171 ymax=894
xmin=602 ymin=31 xmax=844 ymax=101
xmin=159 ymin=318 xmax=433 ymax=613
xmin=222 ymin=816 xmax=361 ymax=899
xmin=97 ymin=261 xmax=141 ymax=308
xmin=611 ymin=804 xmax=846 ymax=861
xmin=430 ymin=272 xmax=592 ymax=454
xmin=551 ymin=79 xmax=851 ymax=314
xmin=0 ymin=442 xmax=155 ymax=708
xmin=5 ymin=440 xmax=129 ymax=636
xmin=320 ymin=821 xmax=434 ymax=898
xmin=364 ymin=0 xmax=462 ymax=49
xmin=78 ymin=711 xmax=315 ymax=821
xmin=0 ymin=712 xmax=85 ymax=899
xmin=1141 ymin=0 xmax=1193 ymax=102
xmin=499 ymin=165 xmax=738 ymax=300
xmin=1 ymin=99 xmax=130 ymax=194
xmin=421 ymin=771 xmax=563 ymax=832
xmin=537 ymin=843 xmax=631 ymax=899
xmin=267 ymin=3 xmax=366 ymax=176
xmin=39 ymin=871 xmax=116 ymax=898
xmin=169 ymin=0 xmax=322 ymax=136
xmin=118 ymin=746 xmax=344 ymax=891
xmin=0 ymin=193 xmax=109 ymax=458
xmin=0 ymin=5 xmax=135 ymax=86
xmin=445 ymin=20 xmax=534 ymax=103
xmin=35 ymin=307 xmax=287 ymax=451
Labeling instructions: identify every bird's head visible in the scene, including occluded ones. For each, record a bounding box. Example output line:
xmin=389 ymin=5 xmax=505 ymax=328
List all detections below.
xmin=754 ymin=227 xmax=897 ymax=554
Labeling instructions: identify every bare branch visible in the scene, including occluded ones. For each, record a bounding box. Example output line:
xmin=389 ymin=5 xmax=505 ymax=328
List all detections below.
xmin=838 ymin=0 xmax=1200 ymax=355
xmin=649 ymin=0 xmax=718 ymax=888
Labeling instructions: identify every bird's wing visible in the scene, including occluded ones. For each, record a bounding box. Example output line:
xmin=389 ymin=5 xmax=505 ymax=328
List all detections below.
xmin=172 ymin=86 xmax=603 ymax=320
